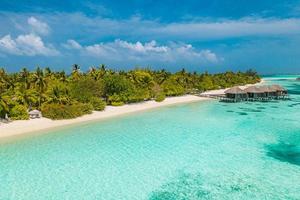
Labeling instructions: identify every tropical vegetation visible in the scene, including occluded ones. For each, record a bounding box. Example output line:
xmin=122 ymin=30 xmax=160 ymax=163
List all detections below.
xmin=0 ymin=65 xmax=260 ymax=120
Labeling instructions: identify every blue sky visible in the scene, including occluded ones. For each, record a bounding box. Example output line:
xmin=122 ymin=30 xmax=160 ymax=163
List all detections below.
xmin=0 ymin=0 xmax=300 ymax=74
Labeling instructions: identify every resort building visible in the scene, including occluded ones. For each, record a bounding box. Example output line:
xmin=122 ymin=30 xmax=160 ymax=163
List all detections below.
xmin=221 ymin=85 xmax=288 ymax=102
xmin=244 ymin=86 xmax=265 ymax=99
xmin=28 ymin=110 xmax=42 ymax=119
xmin=224 ymin=87 xmax=247 ymax=102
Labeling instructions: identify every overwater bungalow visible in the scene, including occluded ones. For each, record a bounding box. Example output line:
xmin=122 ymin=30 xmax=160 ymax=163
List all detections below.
xmin=220 ymin=84 xmax=288 ymax=102
xmin=244 ymin=86 xmax=265 ymax=99
xmin=258 ymin=85 xmax=275 ymax=99
xmin=269 ymin=85 xmax=288 ymax=99
xmin=224 ymin=86 xmax=247 ymax=102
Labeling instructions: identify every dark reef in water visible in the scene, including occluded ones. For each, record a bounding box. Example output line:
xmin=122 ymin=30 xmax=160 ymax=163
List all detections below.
xmin=148 ymin=173 xmax=209 ymax=200
xmin=237 ymin=112 xmax=248 ymax=116
xmin=266 ymin=143 xmax=300 ymax=166
xmin=288 ymin=103 xmax=300 ymax=107
xmin=148 ymin=172 xmax=258 ymax=200
xmin=239 ymin=108 xmax=262 ymax=113
xmin=270 ymin=106 xmax=278 ymax=108
xmin=257 ymin=107 xmax=266 ymax=109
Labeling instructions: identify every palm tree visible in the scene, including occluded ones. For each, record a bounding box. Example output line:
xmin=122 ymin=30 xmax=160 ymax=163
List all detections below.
xmin=46 ymin=85 xmax=70 ymax=105
xmin=19 ymin=67 xmax=30 ymax=89
xmin=15 ymin=85 xmax=37 ymax=107
xmin=0 ymin=68 xmax=6 ymax=80
xmin=33 ymin=67 xmax=47 ymax=107
xmin=72 ymin=64 xmax=81 ymax=80
xmin=44 ymin=67 xmax=54 ymax=80
xmin=97 ymin=64 xmax=107 ymax=79
xmin=58 ymin=71 xmax=68 ymax=83
xmin=0 ymin=95 xmax=9 ymax=118
xmin=154 ymin=69 xmax=170 ymax=85
xmin=88 ymin=66 xmax=98 ymax=80
xmin=0 ymin=68 xmax=7 ymax=90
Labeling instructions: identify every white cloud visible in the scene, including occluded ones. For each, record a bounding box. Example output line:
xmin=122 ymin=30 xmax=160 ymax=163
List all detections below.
xmin=2 ymin=12 xmax=300 ymax=42
xmin=116 ymin=40 xmax=168 ymax=53
xmin=151 ymin=18 xmax=300 ymax=40
xmin=0 ymin=34 xmax=59 ymax=56
xmin=62 ymin=39 xmax=82 ymax=49
xmin=0 ymin=35 xmax=19 ymax=54
xmin=67 ymin=39 xmax=219 ymax=64
xmin=27 ymin=17 xmax=50 ymax=35
xmin=23 ymin=13 xmax=300 ymax=41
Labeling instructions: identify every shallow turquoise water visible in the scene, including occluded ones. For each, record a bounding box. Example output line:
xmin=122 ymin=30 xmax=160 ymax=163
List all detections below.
xmin=0 ymin=76 xmax=300 ymax=200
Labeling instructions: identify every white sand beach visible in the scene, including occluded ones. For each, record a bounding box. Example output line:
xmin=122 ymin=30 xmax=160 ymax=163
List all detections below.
xmin=0 ymin=81 xmax=263 ymax=140
xmin=0 ymin=95 xmax=210 ymax=139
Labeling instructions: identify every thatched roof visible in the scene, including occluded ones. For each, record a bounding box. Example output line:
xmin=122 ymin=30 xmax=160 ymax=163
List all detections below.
xmin=268 ymin=84 xmax=286 ymax=91
xmin=259 ymin=85 xmax=276 ymax=92
xmin=244 ymin=86 xmax=264 ymax=93
xmin=28 ymin=110 xmax=41 ymax=115
xmin=225 ymin=86 xmax=247 ymax=94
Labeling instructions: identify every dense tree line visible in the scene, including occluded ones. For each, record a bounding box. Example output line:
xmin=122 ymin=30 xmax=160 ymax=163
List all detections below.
xmin=0 ymin=65 xmax=260 ymax=120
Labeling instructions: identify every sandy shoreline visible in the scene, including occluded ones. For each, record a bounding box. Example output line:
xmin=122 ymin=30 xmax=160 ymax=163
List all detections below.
xmin=0 ymin=81 xmax=263 ymax=140
xmin=0 ymin=95 xmax=210 ymax=139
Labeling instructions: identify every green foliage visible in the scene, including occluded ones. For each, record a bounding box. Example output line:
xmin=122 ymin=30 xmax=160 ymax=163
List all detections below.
xmin=10 ymin=105 xmax=29 ymax=120
xmin=127 ymin=88 xmax=150 ymax=102
xmin=111 ymin=101 xmax=125 ymax=106
xmin=104 ymin=74 xmax=133 ymax=97
xmin=155 ymin=93 xmax=166 ymax=102
xmin=162 ymin=77 xmax=185 ymax=96
xmin=41 ymin=103 xmax=92 ymax=120
xmin=0 ymin=95 xmax=9 ymax=118
xmin=128 ymin=70 xmax=154 ymax=89
xmin=197 ymin=75 xmax=215 ymax=91
xmin=70 ymin=77 xmax=104 ymax=103
xmin=108 ymin=93 xmax=125 ymax=103
xmin=0 ymin=65 xmax=260 ymax=120
xmin=46 ymin=81 xmax=71 ymax=105
xmin=90 ymin=97 xmax=106 ymax=111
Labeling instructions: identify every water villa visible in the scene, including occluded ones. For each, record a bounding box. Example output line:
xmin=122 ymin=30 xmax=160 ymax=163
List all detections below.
xmin=222 ymin=85 xmax=288 ymax=102
xmin=224 ymin=86 xmax=247 ymax=100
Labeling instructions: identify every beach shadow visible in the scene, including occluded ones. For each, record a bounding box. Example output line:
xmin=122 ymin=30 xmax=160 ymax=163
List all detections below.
xmin=265 ymin=143 xmax=300 ymax=166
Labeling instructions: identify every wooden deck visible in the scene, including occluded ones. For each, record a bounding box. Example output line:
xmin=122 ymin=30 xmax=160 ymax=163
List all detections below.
xmin=198 ymin=94 xmax=290 ymax=103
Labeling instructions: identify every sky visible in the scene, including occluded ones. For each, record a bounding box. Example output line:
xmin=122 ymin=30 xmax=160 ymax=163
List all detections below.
xmin=0 ymin=0 xmax=300 ymax=74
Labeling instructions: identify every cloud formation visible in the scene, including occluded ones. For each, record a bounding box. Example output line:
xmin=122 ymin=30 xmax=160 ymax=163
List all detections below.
xmin=27 ymin=17 xmax=50 ymax=35
xmin=0 ymin=16 xmax=58 ymax=56
xmin=64 ymin=39 xmax=219 ymax=64
xmin=62 ymin=39 xmax=82 ymax=49
xmin=152 ymin=18 xmax=300 ymax=40
xmin=31 ymin=13 xmax=300 ymax=41
xmin=0 ymin=12 xmax=300 ymax=73
xmin=0 ymin=34 xmax=59 ymax=56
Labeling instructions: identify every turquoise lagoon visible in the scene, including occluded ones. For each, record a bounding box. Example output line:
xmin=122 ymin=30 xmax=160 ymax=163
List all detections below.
xmin=0 ymin=76 xmax=300 ymax=200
